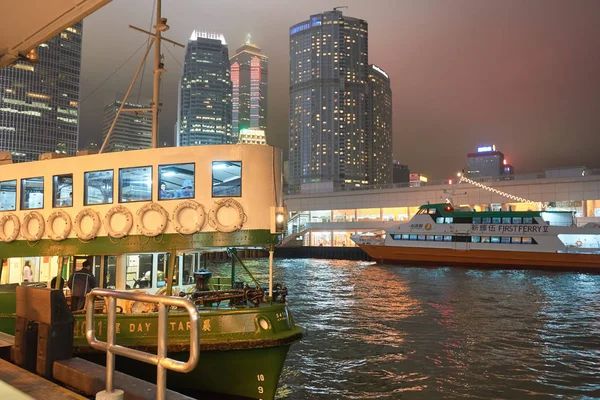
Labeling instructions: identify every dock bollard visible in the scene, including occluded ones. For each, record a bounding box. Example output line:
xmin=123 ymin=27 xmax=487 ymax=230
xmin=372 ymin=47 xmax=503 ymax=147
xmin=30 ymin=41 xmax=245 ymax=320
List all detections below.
xmin=96 ymin=389 xmax=125 ymax=400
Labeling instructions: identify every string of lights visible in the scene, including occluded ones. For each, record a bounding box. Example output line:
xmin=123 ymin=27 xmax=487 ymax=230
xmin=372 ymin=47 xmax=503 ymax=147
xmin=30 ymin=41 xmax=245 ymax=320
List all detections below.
xmin=458 ymin=176 xmax=546 ymax=210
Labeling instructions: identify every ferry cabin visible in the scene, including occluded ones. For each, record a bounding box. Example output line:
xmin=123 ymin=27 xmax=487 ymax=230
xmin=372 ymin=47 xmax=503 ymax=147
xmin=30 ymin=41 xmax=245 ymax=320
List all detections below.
xmin=0 ymin=145 xmax=286 ymax=292
xmin=382 ymin=204 xmax=600 ymax=253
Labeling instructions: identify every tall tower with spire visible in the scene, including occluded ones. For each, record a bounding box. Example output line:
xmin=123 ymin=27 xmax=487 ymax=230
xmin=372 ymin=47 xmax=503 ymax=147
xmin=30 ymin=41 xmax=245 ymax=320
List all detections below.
xmin=229 ymin=36 xmax=268 ymax=142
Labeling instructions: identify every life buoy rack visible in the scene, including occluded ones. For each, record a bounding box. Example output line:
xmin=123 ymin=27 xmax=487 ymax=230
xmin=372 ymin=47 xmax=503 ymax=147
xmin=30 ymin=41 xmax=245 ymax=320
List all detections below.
xmin=73 ymin=208 xmax=101 ymax=241
xmin=136 ymin=203 xmax=168 ymax=237
xmin=208 ymin=198 xmax=246 ymax=233
xmin=576 ymin=240 xmax=583 ymax=247
xmin=0 ymin=213 xmax=20 ymax=243
xmin=22 ymin=211 xmax=45 ymax=241
xmin=46 ymin=210 xmax=72 ymax=241
xmin=103 ymin=205 xmax=134 ymax=239
xmin=172 ymin=200 xmax=206 ymax=235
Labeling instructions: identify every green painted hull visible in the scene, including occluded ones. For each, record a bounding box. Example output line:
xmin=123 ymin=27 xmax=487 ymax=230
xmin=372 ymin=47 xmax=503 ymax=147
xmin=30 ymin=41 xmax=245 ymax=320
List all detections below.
xmin=0 ymin=288 xmax=303 ymax=400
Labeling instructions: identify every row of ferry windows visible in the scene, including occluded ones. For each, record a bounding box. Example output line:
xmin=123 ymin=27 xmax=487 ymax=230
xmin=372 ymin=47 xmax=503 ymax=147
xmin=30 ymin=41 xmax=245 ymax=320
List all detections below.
xmin=392 ymin=234 xmax=535 ymax=244
xmin=435 ymin=216 xmax=535 ymax=224
xmin=0 ymin=161 xmax=242 ymax=211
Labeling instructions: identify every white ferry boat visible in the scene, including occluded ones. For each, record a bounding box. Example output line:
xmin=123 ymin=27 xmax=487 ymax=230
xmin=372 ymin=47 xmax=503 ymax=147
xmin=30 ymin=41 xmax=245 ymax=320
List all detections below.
xmin=352 ymin=203 xmax=600 ymax=269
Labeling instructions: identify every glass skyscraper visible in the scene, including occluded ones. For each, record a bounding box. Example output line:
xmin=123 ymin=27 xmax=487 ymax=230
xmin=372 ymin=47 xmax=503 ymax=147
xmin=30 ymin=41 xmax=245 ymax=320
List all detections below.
xmin=102 ymin=99 xmax=152 ymax=153
xmin=177 ymin=31 xmax=232 ymax=146
xmin=366 ymin=64 xmax=392 ymax=187
xmin=229 ymin=36 xmax=268 ymax=142
xmin=0 ymin=22 xmax=83 ymax=162
xmin=289 ymin=10 xmax=370 ymax=192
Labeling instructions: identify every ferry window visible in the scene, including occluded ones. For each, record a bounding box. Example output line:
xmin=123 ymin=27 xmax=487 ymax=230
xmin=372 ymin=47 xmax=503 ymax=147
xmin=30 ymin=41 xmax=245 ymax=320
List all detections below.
xmin=0 ymin=179 xmax=17 ymax=211
xmin=501 ymin=237 xmax=511 ymax=244
xmin=523 ymin=217 xmax=533 ymax=224
xmin=426 ymin=235 xmax=435 ymax=241
xmin=158 ymin=163 xmax=195 ymax=200
xmin=482 ymin=217 xmax=491 ymax=224
xmin=157 ymin=253 xmax=170 ymax=288
xmin=212 ymin=161 xmax=242 ymax=197
xmin=21 ymin=177 xmax=44 ymax=210
xmin=409 ymin=234 xmax=417 ymax=240
xmin=391 ymin=234 xmax=401 ymax=240
xmin=436 ymin=217 xmax=444 ymax=224
xmin=182 ymin=253 xmax=196 ymax=284
xmin=428 ymin=208 xmax=436 ymax=214
xmin=444 ymin=217 xmax=453 ymax=224
xmin=53 ymin=174 xmax=73 ymax=208
xmin=119 ymin=166 xmax=152 ymax=203
xmin=443 ymin=235 xmax=452 ymax=242
xmin=511 ymin=237 xmax=522 ymax=244
xmin=84 ymin=170 xmax=114 ymax=205
xmin=491 ymin=237 xmax=501 ymax=243
xmin=502 ymin=217 xmax=511 ymax=224
xmin=125 ymin=254 xmax=153 ymax=289
xmin=512 ymin=217 xmax=522 ymax=224
xmin=471 ymin=236 xmax=481 ymax=243
xmin=417 ymin=235 xmax=426 ymax=241
xmin=401 ymin=234 xmax=409 ymax=240
xmin=522 ymin=237 xmax=533 ymax=244
xmin=492 ymin=217 xmax=501 ymax=224
xmin=102 ymin=256 xmax=117 ymax=289
xmin=472 ymin=217 xmax=481 ymax=224
xmin=434 ymin=235 xmax=443 ymax=241
xmin=481 ymin=236 xmax=490 ymax=243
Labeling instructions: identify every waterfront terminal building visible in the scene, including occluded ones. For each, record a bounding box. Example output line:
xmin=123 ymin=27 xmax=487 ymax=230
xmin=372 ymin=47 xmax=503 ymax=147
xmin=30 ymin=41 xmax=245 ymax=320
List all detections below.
xmin=283 ymin=167 xmax=600 ymax=247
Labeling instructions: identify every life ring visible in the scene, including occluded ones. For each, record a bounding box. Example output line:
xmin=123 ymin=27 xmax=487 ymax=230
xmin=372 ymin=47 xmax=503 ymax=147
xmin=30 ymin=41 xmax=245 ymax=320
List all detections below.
xmin=46 ymin=210 xmax=72 ymax=241
xmin=208 ymin=198 xmax=246 ymax=233
xmin=103 ymin=205 xmax=134 ymax=239
xmin=424 ymin=223 xmax=432 ymax=231
xmin=576 ymin=240 xmax=583 ymax=247
xmin=136 ymin=203 xmax=168 ymax=237
xmin=172 ymin=200 xmax=206 ymax=235
xmin=73 ymin=208 xmax=101 ymax=241
xmin=22 ymin=211 xmax=45 ymax=241
xmin=0 ymin=213 xmax=20 ymax=243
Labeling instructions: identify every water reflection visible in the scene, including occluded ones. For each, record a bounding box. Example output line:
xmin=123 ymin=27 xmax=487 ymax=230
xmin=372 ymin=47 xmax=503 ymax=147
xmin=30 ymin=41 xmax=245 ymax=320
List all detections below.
xmin=270 ymin=260 xmax=600 ymax=399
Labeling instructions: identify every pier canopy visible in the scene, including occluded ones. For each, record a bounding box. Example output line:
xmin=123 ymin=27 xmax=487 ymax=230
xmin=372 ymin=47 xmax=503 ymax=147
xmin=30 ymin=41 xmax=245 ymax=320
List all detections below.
xmin=0 ymin=0 xmax=112 ymax=68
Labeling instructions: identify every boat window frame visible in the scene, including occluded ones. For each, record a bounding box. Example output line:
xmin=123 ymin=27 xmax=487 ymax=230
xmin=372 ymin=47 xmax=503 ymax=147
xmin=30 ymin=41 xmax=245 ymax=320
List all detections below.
xmin=444 ymin=217 xmax=453 ymax=224
xmin=491 ymin=236 xmax=501 ymax=243
xmin=84 ymin=169 xmax=115 ymax=206
xmin=0 ymin=179 xmax=17 ymax=211
xmin=157 ymin=162 xmax=196 ymax=201
xmin=492 ymin=217 xmax=501 ymax=224
xmin=471 ymin=236 xmax=481 ymax=243
xmin=20 ymin=176 xmax=44 ymax=210
xmin=472 ymin=217 xmax=481 ymax=224
xmin=512 ymin=217 xmax=522 ymax=224
xmin=511 ymin=237 xmax=522 ymax=244
xmin=482 ymin=217 xmax=491 ymax=224
xmin=443 ymin=235 xmax=452 ymax=242
xmin=500 ymin=236 xmax=511 ymax=244
xmin=522 ymin=237 xmax=533 ymax=244
xmin=52 ymin=173 xmax=73 ymax=208
xmin=118 ymin=165 xmax=153 ymax=204
xmin=501 ymin=217 xmax=511 ymax=224
xmin=523 ymin=217 xmax=534 ymax=224
xmin=436 ymin=217 xmax=444 ymax=224
xmin=212 ymin=160 xmax=242 ymax=198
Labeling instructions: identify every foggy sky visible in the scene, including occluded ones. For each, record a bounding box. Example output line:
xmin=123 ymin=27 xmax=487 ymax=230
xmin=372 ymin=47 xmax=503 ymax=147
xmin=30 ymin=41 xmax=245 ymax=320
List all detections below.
xmin=79 ymin=0 xmax=600 ymax=179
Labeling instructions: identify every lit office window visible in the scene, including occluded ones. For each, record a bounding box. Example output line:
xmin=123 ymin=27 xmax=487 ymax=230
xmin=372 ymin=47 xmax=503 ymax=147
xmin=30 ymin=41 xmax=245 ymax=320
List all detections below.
xmin=84 ymin=170 xmax=114 ymax=205
xmin=53 ymin=174 xmax=73 ymax=208
xmin=120 ymin=166 xmax=152 ymax=203
xmin=21 ymin=177 xmax=44 ymax=210
xmin=0 ymin=180 xmax=17 ymax=211
xmin=158 ymin=163 xmax=195 ymax=200
xmin=212 ymin=161 xmax=241 ymax=197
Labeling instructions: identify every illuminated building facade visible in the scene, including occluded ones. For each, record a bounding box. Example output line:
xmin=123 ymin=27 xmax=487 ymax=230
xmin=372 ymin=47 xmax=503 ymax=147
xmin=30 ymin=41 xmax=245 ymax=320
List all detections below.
xmin=230 ymin=36 xmax=268 ymax=143
xmin=289 ymin=10 xmax=369 ymax=192
xmin=177 ymin=31 xmax=232 ymax=146
xmin=0 ymin=22 xmax=83 ymax=162
xmin=366 ymin=64 xmax=392 ymax=187
xmin=102 ymin=100 xmax=152 ymax=152
xmin=238 ymin=128 xmax=267 ymax=145
xmin=467 ymin=145 xmax=505 ymax=178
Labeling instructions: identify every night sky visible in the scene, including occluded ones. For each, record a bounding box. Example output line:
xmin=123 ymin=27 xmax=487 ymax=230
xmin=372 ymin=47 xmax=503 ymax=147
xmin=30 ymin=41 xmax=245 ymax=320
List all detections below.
xmin=79 ymin=0 xmax=600 ymax=179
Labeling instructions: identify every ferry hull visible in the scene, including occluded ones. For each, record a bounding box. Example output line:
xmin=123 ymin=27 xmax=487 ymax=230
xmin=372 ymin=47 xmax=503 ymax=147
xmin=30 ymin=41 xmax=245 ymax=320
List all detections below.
xmin=358 ymin=244 xmax=600 ymax=270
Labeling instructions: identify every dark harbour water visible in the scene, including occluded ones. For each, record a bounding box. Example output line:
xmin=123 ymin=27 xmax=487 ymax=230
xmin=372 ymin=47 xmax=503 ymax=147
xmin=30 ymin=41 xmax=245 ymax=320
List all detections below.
xmin=258 ymin=259 xmax=600 ymax=400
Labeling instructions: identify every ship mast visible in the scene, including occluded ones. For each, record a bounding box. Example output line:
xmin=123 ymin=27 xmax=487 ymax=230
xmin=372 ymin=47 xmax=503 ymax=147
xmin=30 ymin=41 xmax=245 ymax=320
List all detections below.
xmin=99 ymin=0 xmax=183 ymax=153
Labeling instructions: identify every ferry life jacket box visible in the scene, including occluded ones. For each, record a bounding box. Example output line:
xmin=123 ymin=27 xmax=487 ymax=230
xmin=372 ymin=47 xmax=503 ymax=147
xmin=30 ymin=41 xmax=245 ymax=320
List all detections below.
xmin=13 ymin=286 xmax=74 ymax=378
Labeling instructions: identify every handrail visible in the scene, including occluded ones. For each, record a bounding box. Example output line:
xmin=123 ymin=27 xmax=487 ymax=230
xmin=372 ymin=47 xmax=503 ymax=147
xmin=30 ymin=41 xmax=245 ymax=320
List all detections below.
xmin=85 ymin=288 xmax=200 ymax=400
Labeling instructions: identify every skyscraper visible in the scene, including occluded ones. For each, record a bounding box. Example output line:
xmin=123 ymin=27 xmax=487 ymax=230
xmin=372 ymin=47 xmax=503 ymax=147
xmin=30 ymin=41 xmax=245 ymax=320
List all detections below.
xmin=101 ymin=99 xmax=152 ymax=153
xmin=0 ymin=22 xmax=83 ymax=162
xmin=366 ymin=64 xmax=392 ymax=187
xmin=229 ymin=35 xmax=268 ymax=142
xmin=289 ymin=10 xmax=370 ymax=192
xmin=177 ymin=31 xmax=232 ymax=146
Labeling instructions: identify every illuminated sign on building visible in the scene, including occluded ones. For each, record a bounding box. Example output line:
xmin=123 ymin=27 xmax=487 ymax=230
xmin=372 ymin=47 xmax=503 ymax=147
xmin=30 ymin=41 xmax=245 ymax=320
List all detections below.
xmin=477 ymin=145 xmax=496 ymax=153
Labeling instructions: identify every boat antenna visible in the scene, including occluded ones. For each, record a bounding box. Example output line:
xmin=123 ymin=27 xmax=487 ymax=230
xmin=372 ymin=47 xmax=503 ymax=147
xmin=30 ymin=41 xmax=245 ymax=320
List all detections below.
xmin=99 ymin=0 xmax=184 ymax=153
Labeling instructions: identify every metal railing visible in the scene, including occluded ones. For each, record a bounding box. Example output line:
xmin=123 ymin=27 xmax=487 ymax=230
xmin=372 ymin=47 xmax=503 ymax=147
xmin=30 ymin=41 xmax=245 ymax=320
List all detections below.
xmin=85 ymin=288 xmax=200 ymax=400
